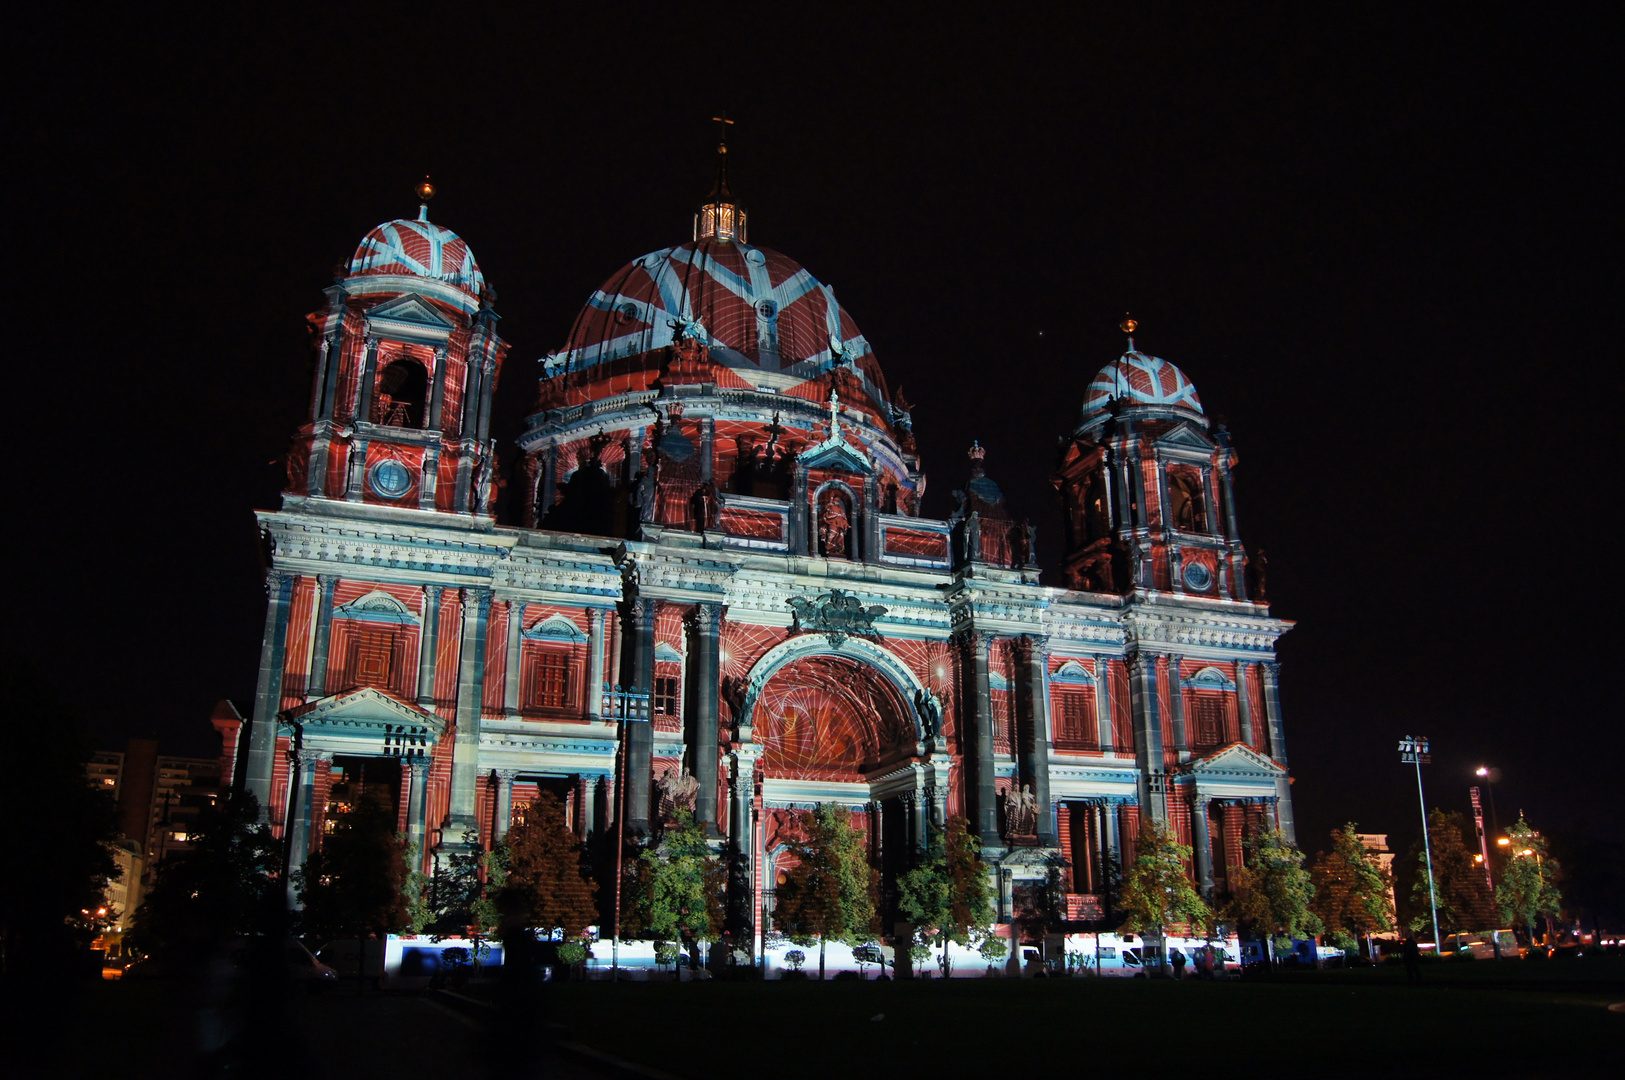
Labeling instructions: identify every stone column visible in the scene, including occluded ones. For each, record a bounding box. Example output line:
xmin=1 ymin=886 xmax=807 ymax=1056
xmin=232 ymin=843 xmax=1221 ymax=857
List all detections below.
xmin=1219 ymin=459 xmax=1241 ymax=542
xmin=246 ymin=570 xmax=295 ymax=815
xmin=1235 ymin=660 xmax=1254 ymax=746
xmin=405 ymin=757 xmax=430 ymax=865
xmin=286 ymin=750 xmax=332 ymax=881
xmin=539 ymin=442 xmax=558 ymax=525
xmin=1261 ymin=662 xmax=1288 ymax=766
xmin=1193 ymin=794 xmax=1214 ymax=893
xmin=493 ymin=769 xmax=519 ymax=842
xmin=502 ymin=599 xmax=523 ymax=716
xmin=1128 ymin=652 xmax=1166 ymax=821
xmin=968 ymin=631 xmax=999 ymax=847
xmin=1168 ymin=654 xmax=1188 ymax=759
xmin=428 ymin=345 xmax=447 ymax=431
xmin=307 ymin=574 xmax=338 ymax=699
xmin=447 ymin=588 xmax=493 ymax=837
xmin=1094 ymin=657 xmax=1115 ymax=753
xmin=416 ymin=586 xmax=441 ymax=706
xmin=1023 ymin=635 xmax=1056 ymax=845
xmin=586 ymin=608 xmax=606 ymax=722
xmin=1104 ymin=803 xmax=1121 ymax=868
xmin=689 ymin=603 xmax=722 ymax=836
xmin=624 ymin=598 xmax=656 ymax=834
xmin=354 ymin=336 xmax=380 ymax=424
xmin=1200 ymin=465 xmax=1219 ymax=536
xmin=1261 ymin=662 xmax=1296 ymax=842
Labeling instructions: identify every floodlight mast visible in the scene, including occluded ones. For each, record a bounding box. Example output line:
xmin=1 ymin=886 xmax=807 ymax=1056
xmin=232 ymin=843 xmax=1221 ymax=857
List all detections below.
xmin=1400 ymin=736 xmax=1443 ymax=951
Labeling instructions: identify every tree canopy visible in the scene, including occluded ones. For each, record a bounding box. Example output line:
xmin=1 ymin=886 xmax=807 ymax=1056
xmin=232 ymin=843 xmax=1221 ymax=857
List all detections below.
xmin=296 ymin=788 xmax=412 ymax=939
xmin=626 ymin=810 xmax=725 ymax=947
xmin=896 ymin=816 xmax=994 ymax=975
xmin=499 ymin=792 xmax=598 ymax=939
xmin=1228 ymin=826 xmax=1319 ymax=950
xmin=1495 ymin=815 xmax=1561 ymax=944
xmin=1117 ymin=818 xmax=1214 ymax=957
xmin=127 ymin=790 xmax=281 ymax=958
xmin=1407 ymin=808 xmax=1495 ymax=939
xmin=772 ymin=804 xmax=879 ymax=979
xmin=1309 ymin=823 xmax=1394 ymax=952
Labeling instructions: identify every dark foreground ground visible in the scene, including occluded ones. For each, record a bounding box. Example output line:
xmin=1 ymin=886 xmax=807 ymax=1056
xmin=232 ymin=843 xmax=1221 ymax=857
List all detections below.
xmin=22 ymin=958 xmax=1624 ymax=1080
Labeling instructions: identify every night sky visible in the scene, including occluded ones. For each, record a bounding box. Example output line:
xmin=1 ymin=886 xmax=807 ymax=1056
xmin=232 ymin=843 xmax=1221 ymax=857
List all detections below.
xmin=13 ymin=9 xmax=1616 ymax=884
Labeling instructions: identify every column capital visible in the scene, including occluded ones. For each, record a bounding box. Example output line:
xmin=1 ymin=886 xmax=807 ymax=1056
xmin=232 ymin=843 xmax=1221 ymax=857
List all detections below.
xmin=316 ymin=573 xmax=338 ymax=590
xmin=687 ymin=603 xmax=721 ymax=632
xmin=493 ymin=768 xmax=521 ymax=784
xmin=407 ymin=756 xmax=432 ymax=778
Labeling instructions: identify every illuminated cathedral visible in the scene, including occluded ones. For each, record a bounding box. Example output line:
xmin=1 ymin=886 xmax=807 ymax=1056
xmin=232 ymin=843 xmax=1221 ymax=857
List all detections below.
xmin=228 ymin=145 xmax=1297 ymax=957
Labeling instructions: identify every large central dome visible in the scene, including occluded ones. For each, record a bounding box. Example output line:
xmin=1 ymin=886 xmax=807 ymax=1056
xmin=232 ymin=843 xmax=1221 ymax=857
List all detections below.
xmin=556 ymin=238 xmax=890 ymax=407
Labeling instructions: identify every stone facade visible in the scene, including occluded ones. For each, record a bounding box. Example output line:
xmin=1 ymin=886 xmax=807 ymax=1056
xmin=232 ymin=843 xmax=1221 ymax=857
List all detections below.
xmin=233 ymin=170 xmax=1295 ymax=950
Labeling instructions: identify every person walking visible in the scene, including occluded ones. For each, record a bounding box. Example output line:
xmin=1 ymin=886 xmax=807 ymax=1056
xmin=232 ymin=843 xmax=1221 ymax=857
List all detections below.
xmin=1401 ymin=936 xmax=1422 ymax=984
xmin=1171 ymin=948 xmax=1187 ymax=980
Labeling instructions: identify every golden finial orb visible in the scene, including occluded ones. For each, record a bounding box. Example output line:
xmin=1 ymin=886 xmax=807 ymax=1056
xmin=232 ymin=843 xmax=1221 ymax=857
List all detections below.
xmin=415 ymin=176 xmax=436 ymax=202
xmin=1120 ymin=314 xmax=1138 ymax=335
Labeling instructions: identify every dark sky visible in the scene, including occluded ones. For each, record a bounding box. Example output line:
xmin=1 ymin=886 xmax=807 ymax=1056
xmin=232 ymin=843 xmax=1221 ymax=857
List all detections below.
xmin=13 ymin=8 xmax=1617 ymax=871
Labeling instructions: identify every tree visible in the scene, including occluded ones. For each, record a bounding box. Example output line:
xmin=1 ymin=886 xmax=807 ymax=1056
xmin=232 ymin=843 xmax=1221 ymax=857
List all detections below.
xmin=498 ymin=792 xmax=599 ymax=940
xmin=0 ymin=664 xmax=122 ymax=973
xmin=1406 ymin=809 xmax=1495 ymax=940
xmin=420 ymin=830 xmax=500 ymax=942
xmin=1117 ymin=819 xmax=1214 ymax=976
xmin=1230 ymin=827 xmax=1320 ymax=964
xmin=1309 ymin=823 xmax=1394 ymax=955
xmin=772 ymin=804 xmax=879 ymax=980
xmin=127 ymin=790 xmax=281 ymax=959
xmin=296 ymin=789 xmax=412 ymax=940
xmin=896 ymin=815 xmax=995 ymax=977
xmin=626 ymin=811 xmax=725 ymax=968
xmin=1495 ymin=815 xmax=1561 ymax=946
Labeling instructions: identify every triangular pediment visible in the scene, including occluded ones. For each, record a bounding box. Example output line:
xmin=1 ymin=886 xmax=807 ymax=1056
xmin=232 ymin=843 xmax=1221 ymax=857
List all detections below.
xmin=289 ymin=687 xmax=446 ymax=740
xmin=798 ymin=437 xmax=873 ymax=475
xmin=1182 ymin=742 xmax=1283 ymax=777
xmin=365 ymin=294 xmax=456 ymax=342
xmin=367 ymin=294 xmax=454 ymax=328
xmin=1154 ymin=422 xmax=1216 ymax=452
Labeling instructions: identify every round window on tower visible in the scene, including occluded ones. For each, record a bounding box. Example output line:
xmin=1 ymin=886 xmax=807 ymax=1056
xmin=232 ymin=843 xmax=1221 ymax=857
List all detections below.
xmin=1182 ymin=560 xmax=1213 ymax=592
xmin=369 ymin=459 xmax=413 ymax=499
xmin=615 ymin=302 xmax=638 ymax=325
xmin=756 ymin=299 xmax=777 ymax=319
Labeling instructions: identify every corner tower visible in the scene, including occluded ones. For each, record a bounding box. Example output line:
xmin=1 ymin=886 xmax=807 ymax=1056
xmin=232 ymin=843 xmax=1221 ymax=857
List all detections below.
xmin=291 ymin=182 xmax=508 ymax=516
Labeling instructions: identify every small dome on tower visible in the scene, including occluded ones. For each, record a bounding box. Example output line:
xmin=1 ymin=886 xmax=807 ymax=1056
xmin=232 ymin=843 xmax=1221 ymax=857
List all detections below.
xmin=1078 ymin=348 xmax=1205 ymax=430
xmin=346 ymin=209 xmax=486 ymax=303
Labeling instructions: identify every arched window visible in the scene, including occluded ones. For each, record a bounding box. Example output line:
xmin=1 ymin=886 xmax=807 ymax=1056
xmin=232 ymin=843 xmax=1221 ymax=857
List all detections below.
xmin=373 ymin=358 xmax=429 ymax=428
xmin=1166 ymin=467 xmax=1207 ymax=533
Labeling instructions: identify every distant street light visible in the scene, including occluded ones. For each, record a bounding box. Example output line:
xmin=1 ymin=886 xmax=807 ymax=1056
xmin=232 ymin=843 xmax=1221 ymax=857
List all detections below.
xmin=1399 ymin=736 xmax=1443 ymax=951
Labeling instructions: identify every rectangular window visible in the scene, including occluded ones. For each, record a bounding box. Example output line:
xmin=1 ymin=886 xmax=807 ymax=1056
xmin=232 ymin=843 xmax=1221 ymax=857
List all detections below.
xmin=654 ymin=675 xmax=680 ymax=718
xmin=1191 ymin=693 xmax=1225 ymax=747
xmin=533 ymin=652 xmax=570 ymax=709
xmin=1054 ymin=691 xmax=1098 ymax=749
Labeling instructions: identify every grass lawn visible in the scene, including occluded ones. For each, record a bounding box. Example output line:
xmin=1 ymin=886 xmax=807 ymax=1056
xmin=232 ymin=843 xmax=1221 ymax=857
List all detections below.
xmin=541 ymin=966 xmax=1622 ymax=1079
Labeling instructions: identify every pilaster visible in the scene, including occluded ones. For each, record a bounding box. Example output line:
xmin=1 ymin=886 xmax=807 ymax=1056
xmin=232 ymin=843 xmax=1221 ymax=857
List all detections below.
xmin=246 ymin=570 xmax=295 ymax=815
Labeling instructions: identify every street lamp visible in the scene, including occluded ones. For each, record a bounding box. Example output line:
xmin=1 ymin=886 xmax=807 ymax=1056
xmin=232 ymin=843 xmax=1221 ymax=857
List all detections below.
xmin=1399 ymin=736 xmax=1443 ymax=952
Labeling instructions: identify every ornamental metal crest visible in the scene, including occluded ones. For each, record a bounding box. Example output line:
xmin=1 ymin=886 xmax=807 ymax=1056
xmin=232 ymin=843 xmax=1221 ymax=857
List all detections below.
xmin=785 ymin=588 xmax=888 ymax=646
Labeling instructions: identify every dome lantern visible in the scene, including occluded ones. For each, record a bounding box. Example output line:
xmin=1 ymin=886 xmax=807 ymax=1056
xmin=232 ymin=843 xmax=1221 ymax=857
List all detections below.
xmin=694 ymin=114 xmax=747 ymax=243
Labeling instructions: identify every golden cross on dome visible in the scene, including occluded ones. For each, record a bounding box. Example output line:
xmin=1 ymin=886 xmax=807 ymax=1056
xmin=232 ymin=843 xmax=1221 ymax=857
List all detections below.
xmin=712 ymin=112 xmax=734 ymax=152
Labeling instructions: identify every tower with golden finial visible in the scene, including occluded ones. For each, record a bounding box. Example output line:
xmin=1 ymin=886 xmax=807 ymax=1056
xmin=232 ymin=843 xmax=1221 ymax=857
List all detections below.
xmin=695 ymin=114 xmax=746 ymax=242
